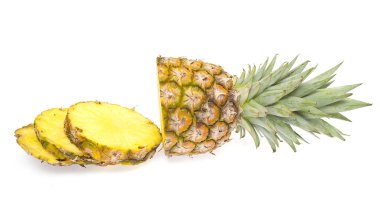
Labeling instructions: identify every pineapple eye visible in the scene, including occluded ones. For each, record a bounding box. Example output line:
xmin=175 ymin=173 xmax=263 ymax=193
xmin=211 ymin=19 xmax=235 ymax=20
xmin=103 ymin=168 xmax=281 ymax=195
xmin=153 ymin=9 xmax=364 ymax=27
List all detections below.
xmin=183 ymin=86 xmax=206 ymax=111
xmin=195 ymin=102 xmax=221 ymax=126
xmin=163 ymin=132 xmax=178 ymax=151
xmin=194 ymin=70 xmax=214 ymax=89
xmin=157 ymin=64 xmax=169 ymax=82
xmin=182 ymin=123 xmax=209 ymax=143
xmin=160 ymin=82 xmax=182 ymax=108
xmin=209 ymin=122 xmax=228 ymax=140
xmin=167 ymin=108 xmax=193 ymax=135
xmin=221 ymin=101 xmax=238 ymax=124
xmin=170 ymin=67 xmax=193 ymax=86
xmin=193 ymin=140 xmax=216 ymax=154
xmin=202 ymin=63 xmax=222 ymax=75
xmin=183 ymin=59 xmax=203 ymax=70
xmin=213 ymin=84 xmax=229 ymax=107
xmin=215 ymin=73 xmax=234 ymax=90
xmin=170 ymin=140 xmax=196 ymax=155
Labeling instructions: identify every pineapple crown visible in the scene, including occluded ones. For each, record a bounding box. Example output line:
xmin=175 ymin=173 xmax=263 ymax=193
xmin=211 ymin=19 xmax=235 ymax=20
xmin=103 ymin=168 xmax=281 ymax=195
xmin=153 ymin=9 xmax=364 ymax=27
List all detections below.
xmin=234 ymin=55 xmax=371 ymax=152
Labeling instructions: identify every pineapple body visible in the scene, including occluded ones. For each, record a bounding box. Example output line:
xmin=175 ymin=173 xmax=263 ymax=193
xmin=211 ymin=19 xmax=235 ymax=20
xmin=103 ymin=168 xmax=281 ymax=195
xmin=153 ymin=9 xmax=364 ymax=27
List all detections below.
xmin=158 ymin=57 xmax=239 ymax=155
xmin=158 ymin=56 xmax=371 ymax=155
xmin=15 ymin=124 xmax=71 ymax=165
xmin=65 ymin=101 xmax=162 ymax=165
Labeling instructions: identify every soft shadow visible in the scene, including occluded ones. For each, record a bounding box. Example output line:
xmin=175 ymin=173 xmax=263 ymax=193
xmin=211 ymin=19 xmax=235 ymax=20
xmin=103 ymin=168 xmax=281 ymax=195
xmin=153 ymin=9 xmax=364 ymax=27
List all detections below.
xmin=23 ymin=156 xmax=148 ymax=174
xmin=164 ymin=150 xmax=217 ymax=164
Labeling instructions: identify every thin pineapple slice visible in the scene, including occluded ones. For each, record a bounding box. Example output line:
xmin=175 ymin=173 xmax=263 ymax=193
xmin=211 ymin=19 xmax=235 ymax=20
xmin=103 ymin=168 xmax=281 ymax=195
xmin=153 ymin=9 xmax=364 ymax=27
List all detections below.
xmin=65 ymin=101 xmax=162 ymax=165
xmin=34 ymin=108 xmax=94 ymax=164
xmin=15 ymin=124 xmax=71 ymax=165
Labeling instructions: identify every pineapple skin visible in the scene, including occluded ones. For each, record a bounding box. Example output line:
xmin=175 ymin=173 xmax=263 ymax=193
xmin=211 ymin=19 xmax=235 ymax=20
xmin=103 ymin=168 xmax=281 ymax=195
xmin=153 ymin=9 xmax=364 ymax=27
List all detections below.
xmin=15 ymin=124 xmax=71 ymax=166
xmin=65 ymin=101 xmax=162 ymax=166
xmin=34 ymin=108 xmax=95 ymax=165
xmin=158 ymin=57 xmax=239 ymax=156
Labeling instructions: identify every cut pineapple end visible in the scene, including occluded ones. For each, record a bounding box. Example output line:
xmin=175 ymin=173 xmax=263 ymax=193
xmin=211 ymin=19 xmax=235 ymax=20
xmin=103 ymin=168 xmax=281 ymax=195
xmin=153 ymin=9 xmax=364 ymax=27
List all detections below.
xmin=34 ymin=108 xmax=84 ymax=156
xmin=157 ymin=66 xmax=167 ymax=150
xmin=67 ymin=101 xmax=162 ymax=152
xmin=15 ymin=124 xmax=70 ymax=165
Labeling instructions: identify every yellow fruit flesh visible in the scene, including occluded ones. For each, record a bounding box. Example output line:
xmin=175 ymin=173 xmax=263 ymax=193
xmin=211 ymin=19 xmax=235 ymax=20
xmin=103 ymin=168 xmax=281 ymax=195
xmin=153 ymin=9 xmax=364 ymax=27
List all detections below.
xmin=35 ymin=108 xmax=84 ymax=156
xmin=67 ymin=102 xmax=162 ymax=156
xmin=15 ymin=124 xmax=70 ymax=165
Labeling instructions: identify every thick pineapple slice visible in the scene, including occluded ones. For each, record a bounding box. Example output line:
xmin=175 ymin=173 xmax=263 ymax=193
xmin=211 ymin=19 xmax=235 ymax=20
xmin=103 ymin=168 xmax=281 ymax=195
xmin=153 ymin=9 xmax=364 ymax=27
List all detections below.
xmin=15 ymin=124 xmax=71 ymax=165
xmin=34 ymin=108 xmax=93 ymax=164
xmin=65 ymin=101 xmax=162 ymax=165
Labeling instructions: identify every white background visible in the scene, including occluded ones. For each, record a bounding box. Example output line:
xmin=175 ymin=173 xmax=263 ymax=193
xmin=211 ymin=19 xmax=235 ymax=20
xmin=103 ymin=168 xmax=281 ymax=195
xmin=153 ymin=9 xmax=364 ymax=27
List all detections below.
xmin=0 ymin=1 xmax=379 ymax=199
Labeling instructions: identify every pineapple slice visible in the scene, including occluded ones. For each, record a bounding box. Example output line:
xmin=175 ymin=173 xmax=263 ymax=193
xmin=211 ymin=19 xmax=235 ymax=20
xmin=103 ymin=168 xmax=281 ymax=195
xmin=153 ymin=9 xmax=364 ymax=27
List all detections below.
xmin=34 ymin=108 xmax=93 ymax=164
xmin=15 ymin=124 xmax=71 ymax=165
xmin=65 ymin=101 xmax=162 ymax=165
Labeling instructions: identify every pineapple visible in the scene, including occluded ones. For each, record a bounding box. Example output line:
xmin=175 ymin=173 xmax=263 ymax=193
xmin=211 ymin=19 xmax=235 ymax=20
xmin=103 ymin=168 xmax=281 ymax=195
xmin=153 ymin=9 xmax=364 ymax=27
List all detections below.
xmin=157 ymin=55 xmax=371 ymax=155
xmin=34 ymin=108 xmax=94 ymax=164
xmin=65 ymin=101 xmax=162 ymax=165
xmin=15 ymin=124 xmax=71 ymax=165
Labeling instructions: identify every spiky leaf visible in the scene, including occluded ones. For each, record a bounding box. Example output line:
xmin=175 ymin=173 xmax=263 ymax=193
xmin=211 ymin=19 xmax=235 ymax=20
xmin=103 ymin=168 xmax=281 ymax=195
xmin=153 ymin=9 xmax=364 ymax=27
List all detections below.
xmin=236 ymin=56 xmax=370 ymax=152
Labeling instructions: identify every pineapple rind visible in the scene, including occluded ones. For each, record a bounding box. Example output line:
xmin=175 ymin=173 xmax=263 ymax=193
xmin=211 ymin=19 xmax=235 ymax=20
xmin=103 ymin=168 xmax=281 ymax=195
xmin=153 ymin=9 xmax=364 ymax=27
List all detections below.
xmin=65 ymin=101 xmax=162 ymax=165
xmin=157 ymin=57 xmax=239 ymax=156
xmin=15 ymin=124 xmax=71 ymax=166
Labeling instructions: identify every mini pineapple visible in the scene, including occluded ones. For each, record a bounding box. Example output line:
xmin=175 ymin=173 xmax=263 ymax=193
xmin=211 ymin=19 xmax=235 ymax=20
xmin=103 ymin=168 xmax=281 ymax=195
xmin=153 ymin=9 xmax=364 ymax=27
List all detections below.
xmin=158 ymin=56 xmax=371 ymax=155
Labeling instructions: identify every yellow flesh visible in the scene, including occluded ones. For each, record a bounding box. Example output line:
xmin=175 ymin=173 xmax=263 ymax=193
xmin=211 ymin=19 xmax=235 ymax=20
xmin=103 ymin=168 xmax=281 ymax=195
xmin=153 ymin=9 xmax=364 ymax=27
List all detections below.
xmin=68 ymin=102 xmax=161 ymax=152
xmin=15 ymin=125 xmax=62 ymax=164
xmin=35 ymin=108 xmax=84 ymax=155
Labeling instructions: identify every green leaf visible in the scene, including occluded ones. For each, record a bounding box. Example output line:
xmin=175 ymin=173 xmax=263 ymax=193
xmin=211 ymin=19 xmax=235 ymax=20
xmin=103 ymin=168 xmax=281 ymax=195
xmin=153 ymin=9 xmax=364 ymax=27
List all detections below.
xmin=320 ymin=99 xmax=372 ymax=113
xmin=309 ymin=119 xmax=346 ymax=140
xmin=243 ymin=100 xmax=268 ymax=117
xmin=248 ymin=60 xmax=294 ymax=100
xmin=256 ymin=126 xmax=278 ymax=152
xmin=320 ymin=80 xmax=334 ymax=89
xmin=284 ymin=60 xmax=309 ymax=79
xmin=263 ymin=54 xmax=277 ymax=77
xmin=238 ymin=85 xmax=251 ymax=104
xmin=280 ymin=65 xmax=316 ymax=83
xmin=248 ymin=117 xmax=276 ymax=134
xmin=309 ymin=62 xmax=342 ymax=83
xmin=279 ymin=97 xmax=317 ymax=111
xmin=241 ymin=117 xmax=260 ymax=148
xmin=266 ymin=77 xmax=303 ymax=92
xmin=328 ymin=113 xmax=352 ymax=122
xmin=298 ymin=106 xmax=329 ymax=119
xmin=247 ymin=81 xmax=260 ymax=100
xmin=255 ymin=89 xmax=287 ymax=106
xmin=267 ymin=103 xmax=293 ymax=117
xmin=308 ymin=84 xmax=361 ymax=96
xmin=236 ymin=68 xmax=246 ymax=87
xmin=253 ymin=58 xmax=269 ymax=81
xmin=291 ymin=75 xmax=335 ymax=97
xmin=306 ymin=92 xmax=353 ymax=108
xmin=292 ymin=63 xmax=342 ymax=97
xmin=255 ymin=76 xmax=304 ymax=106
xmin=269 ymin=116 xmax=301 ymax=151
xmin=243 ymin=65 xmax=257 ymax=86
xmin=282 ymin=113 xmax=319 ymax=137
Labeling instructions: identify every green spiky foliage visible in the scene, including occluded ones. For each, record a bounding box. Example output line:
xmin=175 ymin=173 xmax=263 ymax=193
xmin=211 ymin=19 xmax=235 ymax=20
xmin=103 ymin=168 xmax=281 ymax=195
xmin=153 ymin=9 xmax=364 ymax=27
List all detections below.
xmin=235 ymin=55 xmax=371 ymax=152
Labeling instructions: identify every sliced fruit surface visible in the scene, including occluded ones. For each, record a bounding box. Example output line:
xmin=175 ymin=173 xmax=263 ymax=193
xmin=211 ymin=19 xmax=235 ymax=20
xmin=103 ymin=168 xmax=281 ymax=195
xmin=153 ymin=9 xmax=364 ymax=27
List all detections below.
xmin=34 ymin=108 xmax=91 ymax=163
xmin=66 ymin=101 xmax=162 ymax=165
xmin=15 ymin=124 xmax=71 ymax=165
